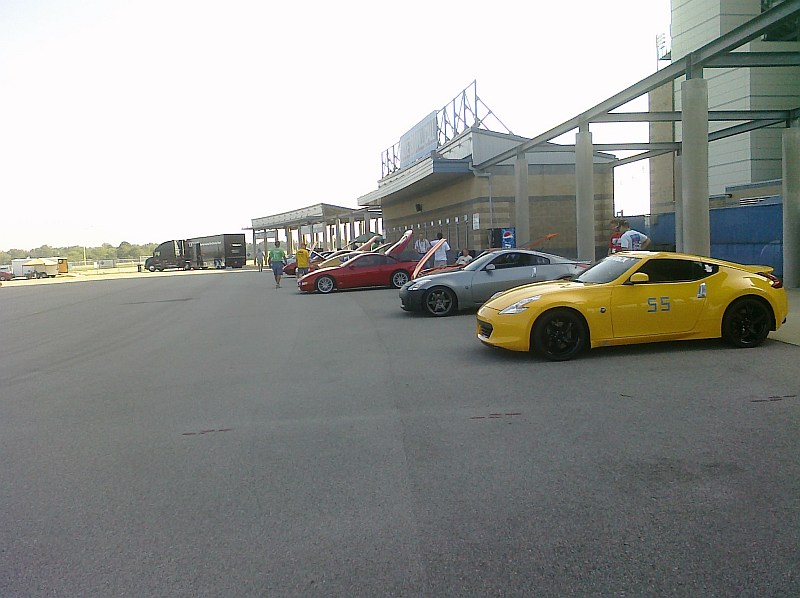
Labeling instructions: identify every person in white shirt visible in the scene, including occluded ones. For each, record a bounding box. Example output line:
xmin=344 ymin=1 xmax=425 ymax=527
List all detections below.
xmin=414 ymin=234 xmax=432 ymax=255
xmin=414 ymin=233 xmax=433 ymax=268
xmin=618 ymin=220 xmax=651 ymax=251
xmin=433 ymin=233 xmax=450 ymax=267
xmin=455 ymin=248 xmax=473 ymax=266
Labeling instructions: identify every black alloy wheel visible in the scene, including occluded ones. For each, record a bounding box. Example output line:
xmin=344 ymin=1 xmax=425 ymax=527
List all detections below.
xmin=531 ymin=308 xmax=587 ymax=361
xmin=721 ymin=297 xmax=771 ymax=348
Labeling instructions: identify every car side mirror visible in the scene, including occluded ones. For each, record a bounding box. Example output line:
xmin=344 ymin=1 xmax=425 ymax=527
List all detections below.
xmin=628 ymin=272 xmax=649 ymax=284
xmin=485 ymin=264 xmax=495 ymax=272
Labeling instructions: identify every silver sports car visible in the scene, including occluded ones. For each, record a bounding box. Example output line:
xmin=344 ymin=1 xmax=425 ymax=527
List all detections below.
xmin=399 ymin=249 xmax=589 ymax=316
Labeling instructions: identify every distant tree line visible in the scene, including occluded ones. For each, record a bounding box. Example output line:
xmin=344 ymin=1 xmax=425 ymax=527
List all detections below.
xmin=0 ymin=242 xmax=158 ymax=265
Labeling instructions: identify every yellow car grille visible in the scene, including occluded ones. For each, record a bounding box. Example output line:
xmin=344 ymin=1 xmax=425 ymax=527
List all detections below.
xmin=478 ymin=320 xmax=493 ymax=338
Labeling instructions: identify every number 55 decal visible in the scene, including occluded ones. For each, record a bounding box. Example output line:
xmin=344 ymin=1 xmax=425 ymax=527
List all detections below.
xmin=647 ymin=296 xmax=671 ymax=312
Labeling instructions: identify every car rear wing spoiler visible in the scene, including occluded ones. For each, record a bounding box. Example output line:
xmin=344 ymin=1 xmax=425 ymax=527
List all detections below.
xmin=742 ymin=264 xmax=774 ymax=274
xmin=520 ymin=232 xmax=558 ymax=249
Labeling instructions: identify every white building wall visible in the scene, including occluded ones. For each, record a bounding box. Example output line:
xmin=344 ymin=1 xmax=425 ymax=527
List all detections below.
xmin=670 ymin=0 xmax=800 ymax=194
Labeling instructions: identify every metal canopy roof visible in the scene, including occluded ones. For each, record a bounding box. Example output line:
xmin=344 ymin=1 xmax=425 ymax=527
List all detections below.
xmin=475 ymin=0 xmax=800 ymax=171
xmin=250 ymin=203 xmax=377 ymax=230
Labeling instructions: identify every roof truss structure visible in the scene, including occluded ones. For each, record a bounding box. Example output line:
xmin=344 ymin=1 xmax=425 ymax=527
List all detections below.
xmin=475 ymin=0 xmax=800 ymax=170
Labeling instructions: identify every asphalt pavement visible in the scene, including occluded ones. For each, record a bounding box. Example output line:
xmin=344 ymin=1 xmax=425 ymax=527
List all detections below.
xmin=1 ymin=269 xmax=798 ymax=596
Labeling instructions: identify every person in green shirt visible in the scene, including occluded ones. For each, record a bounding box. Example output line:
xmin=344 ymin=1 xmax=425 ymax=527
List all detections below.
xmin=267 ymin=240 xmax=287 ymax=288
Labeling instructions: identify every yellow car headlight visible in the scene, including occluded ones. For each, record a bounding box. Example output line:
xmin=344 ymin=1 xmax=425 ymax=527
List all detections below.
xmin=499 ymin=295 xmax=541 ymax=315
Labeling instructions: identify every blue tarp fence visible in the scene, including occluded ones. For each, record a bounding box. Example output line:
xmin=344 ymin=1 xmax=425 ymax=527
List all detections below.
xmin=626 ymin=198 xmax=783 ymax=277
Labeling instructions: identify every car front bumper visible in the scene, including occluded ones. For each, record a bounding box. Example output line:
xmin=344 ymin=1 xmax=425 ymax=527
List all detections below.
xmin=298 ymin=278 xmax=316 ymax=292
xmin=399 ymin=287 xmax=426 ymax=312
xmin=476 ymin=306 xmax=531 ymax=352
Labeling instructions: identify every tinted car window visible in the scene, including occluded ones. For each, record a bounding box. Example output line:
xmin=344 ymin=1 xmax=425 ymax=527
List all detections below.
xmin=531 ymin=254 xmax=551 ymax=266
xmin=491 ymin=253 xmax=533 ymax=269
xmin=352 ymin=255 xmax=380 ymax=267
xmin=636 ymin=258 xmax=717 ymax=282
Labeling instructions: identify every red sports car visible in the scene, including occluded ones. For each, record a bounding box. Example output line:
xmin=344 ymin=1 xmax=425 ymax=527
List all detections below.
xmin=298 ymin=252 xmax=418 ymax=294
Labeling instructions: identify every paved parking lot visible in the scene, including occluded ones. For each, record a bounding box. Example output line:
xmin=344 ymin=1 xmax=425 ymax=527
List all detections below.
xmin=1 ymin=269 xmax=798 ymax=596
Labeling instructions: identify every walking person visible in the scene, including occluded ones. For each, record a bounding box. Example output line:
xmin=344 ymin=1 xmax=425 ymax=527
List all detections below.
xmin=294 ymin=242 xmax=310 ymax=279
xmin=433 ymin=232 xmax=450 ymax=267
xmin=267 ymin=240 xmax=287 ymax=288
xmin=256 ymin=246 xmax=264 ymax=272
xmin=618 ymin=220 xmax=651 ymax=251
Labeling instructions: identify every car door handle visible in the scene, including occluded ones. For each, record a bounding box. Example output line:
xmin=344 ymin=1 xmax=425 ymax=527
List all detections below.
xmin=697 ymin=282 xmax=706 ymax=298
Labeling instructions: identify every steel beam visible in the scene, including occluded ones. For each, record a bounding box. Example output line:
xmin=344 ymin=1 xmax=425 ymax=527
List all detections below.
xmin=705 ymin=52 xmax=800 ymax=68
xmin=474 ymin=0 xmax=800 ymax=170
xmin=592 ymin=110 xmax=794 ymax=123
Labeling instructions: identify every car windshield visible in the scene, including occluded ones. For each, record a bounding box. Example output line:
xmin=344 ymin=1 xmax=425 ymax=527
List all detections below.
xmin=575 ymin=255 xmax=640 ymax=284
xmin=462 ymin=251 xmax=498 ymax=271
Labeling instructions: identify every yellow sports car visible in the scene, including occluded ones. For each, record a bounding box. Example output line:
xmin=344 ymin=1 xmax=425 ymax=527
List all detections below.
xmin=477 ymin=251 xmax=788 ymax=361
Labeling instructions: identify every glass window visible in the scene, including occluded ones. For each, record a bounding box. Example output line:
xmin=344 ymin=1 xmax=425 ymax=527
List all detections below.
xmin=576 ymin=255 xmax=640 ymax=284
xmin=353 ymin=254 xmax=385 ymax=267
xmin=491 ymin=252 xmax=533 ymax=269
xmin=531 ymin=254 xmax=551 ymax=266
xmin=636 ymin=258 xmax=718 ymax=282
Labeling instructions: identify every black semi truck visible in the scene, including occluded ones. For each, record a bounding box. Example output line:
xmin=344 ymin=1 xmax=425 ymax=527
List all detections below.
xmin=144 ymin=234 xmax=247 ymax=272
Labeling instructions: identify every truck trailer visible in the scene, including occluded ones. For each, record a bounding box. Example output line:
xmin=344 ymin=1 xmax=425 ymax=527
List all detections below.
xmin=185 ymin=234 xmax=247 ymax=269
xmin=144 ymin=234 xmax=246 ymax=272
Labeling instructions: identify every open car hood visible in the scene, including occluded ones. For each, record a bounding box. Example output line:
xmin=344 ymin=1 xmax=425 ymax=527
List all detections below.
xmin=385 ymin=230 xmax=413 ymax=256
xmin=412 ymin=238 xmax=447 ymax=279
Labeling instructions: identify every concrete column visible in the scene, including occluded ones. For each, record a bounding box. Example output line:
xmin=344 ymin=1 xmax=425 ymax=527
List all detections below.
xmin=335 ymin=218 xmax=342 ymax=250
xmin=674 ymin=153 xmax=683 ymax=252
xmin=681 ymin=78 xmax=710 ymax=256
xmin=349 ymin=218 xmax=355 ymax=247
xmin=576 ymin=127 xmax=595 ymax=261
xmin=514 ymin=153 xmax=530 ymax=245
xmin=783 ymin=126 xmax=800 ymax=288
xmin=322 ymin=221 xmax=329 ymax=251
xmin=286 ymin=228 xmax=293 ymax=253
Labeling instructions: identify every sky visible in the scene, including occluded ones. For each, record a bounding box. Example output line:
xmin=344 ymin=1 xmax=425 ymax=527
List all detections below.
xmin=0 ymin=0 xmax=671 ymax=251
